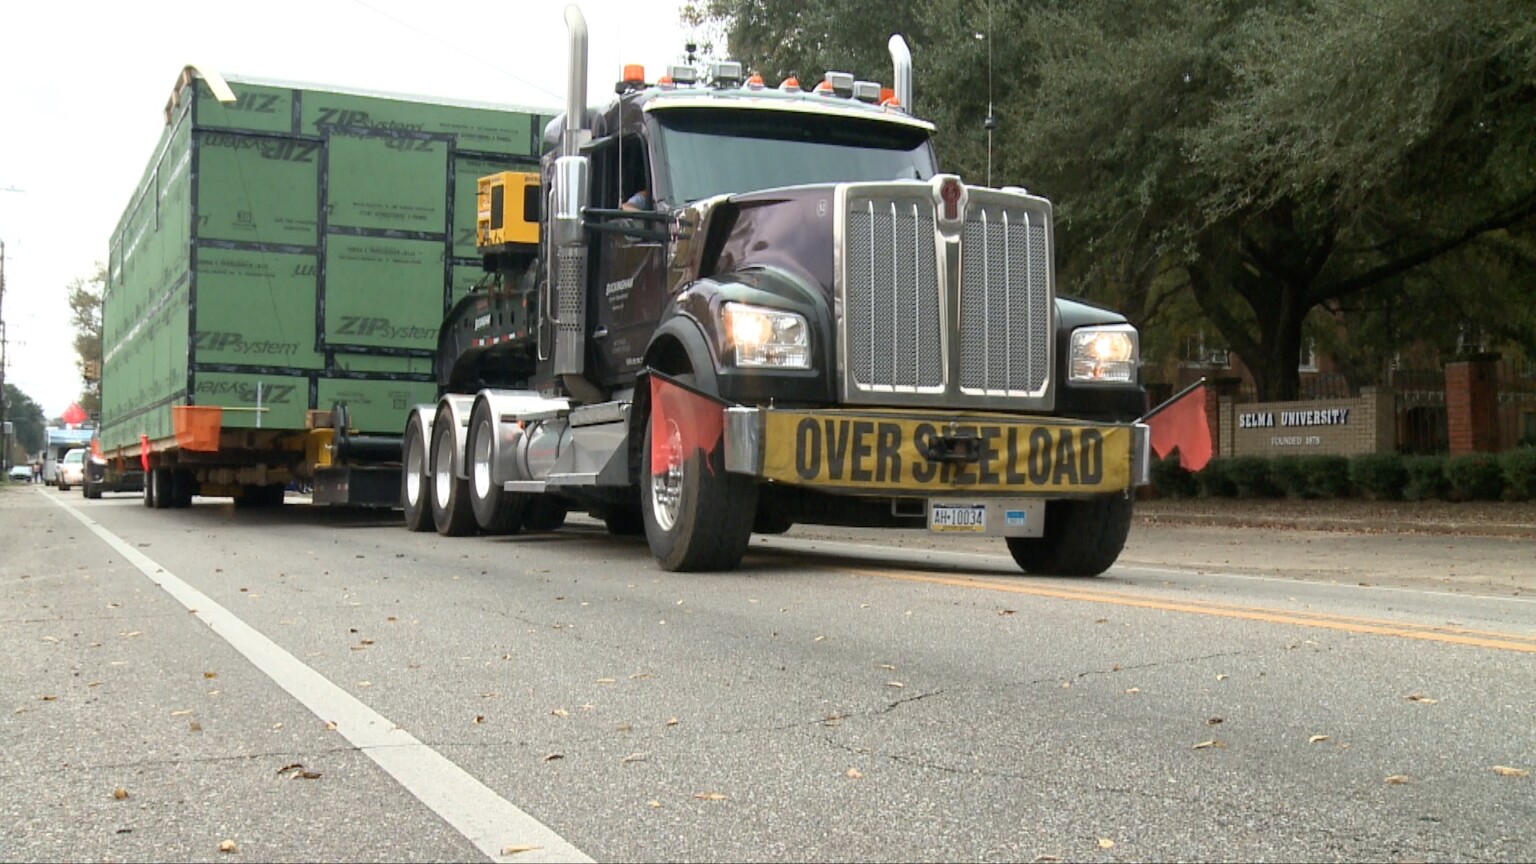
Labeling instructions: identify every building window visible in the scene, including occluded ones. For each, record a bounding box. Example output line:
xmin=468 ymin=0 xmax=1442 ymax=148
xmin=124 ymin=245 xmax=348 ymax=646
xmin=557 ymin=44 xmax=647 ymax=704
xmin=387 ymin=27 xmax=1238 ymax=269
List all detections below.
xmin=1182 ymin=332 xmax=1229 ymax=369
xmin=1298 ymin=340 xmax=1317 ymax=373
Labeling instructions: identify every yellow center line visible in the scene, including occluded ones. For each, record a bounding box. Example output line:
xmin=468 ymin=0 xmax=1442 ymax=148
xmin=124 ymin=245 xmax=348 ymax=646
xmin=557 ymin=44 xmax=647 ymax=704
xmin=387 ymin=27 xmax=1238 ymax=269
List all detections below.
xmin=844 ymin=568 xmax=1536 ymax=654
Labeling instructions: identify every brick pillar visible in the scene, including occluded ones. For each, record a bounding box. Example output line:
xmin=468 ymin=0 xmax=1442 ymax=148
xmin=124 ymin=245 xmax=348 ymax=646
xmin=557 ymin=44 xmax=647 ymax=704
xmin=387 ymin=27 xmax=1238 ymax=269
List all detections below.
xmin=1444 ymin=359 xmax=1500 ymax=454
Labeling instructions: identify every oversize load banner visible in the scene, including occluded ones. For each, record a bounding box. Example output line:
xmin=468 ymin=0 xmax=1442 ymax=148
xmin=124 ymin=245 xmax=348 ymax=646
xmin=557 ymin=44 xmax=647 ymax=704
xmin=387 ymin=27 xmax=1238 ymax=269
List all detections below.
xmin=760 ymin=412 xmax=1132 ymax=493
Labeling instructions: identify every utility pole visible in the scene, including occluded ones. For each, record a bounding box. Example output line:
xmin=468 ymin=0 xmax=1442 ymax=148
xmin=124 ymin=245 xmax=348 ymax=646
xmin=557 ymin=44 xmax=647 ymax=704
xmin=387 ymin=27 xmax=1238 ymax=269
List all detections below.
xmin=1 ymin=239 xmax=9 ymax=470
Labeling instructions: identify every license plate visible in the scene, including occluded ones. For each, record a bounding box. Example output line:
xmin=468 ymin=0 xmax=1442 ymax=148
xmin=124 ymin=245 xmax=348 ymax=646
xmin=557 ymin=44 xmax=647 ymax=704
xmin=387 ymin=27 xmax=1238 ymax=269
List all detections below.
xmin=930 ymin=503 xmax=986 ymax=533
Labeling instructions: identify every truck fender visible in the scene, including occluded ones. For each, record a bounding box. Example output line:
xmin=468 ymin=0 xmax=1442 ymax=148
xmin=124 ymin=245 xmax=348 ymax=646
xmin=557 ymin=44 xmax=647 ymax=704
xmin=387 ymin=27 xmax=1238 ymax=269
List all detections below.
xmin=433 ymin=395 xmax=479 ymax=480
xmin=646 ymin=315 xmax=719 ymax=395
xmin=473 ymin=389 xmax=571 ymax=486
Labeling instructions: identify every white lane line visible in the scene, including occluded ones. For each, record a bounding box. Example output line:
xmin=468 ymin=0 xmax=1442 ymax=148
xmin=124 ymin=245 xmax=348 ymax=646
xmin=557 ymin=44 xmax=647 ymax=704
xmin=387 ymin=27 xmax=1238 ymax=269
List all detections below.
xmin=51 ymin=496 xmax=591 ymax=864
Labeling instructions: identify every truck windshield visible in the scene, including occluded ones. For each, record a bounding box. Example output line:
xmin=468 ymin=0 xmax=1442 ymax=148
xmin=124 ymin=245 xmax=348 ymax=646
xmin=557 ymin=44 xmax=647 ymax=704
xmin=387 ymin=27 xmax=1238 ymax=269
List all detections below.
xmin=653 ymin=107 xmax=937 ymax=204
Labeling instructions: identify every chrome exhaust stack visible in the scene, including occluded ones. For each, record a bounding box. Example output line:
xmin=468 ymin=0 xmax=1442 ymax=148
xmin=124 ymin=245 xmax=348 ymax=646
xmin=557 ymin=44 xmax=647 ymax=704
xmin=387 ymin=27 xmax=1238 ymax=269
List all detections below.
xmin=888 ymin=34 xmax=913 ymax=113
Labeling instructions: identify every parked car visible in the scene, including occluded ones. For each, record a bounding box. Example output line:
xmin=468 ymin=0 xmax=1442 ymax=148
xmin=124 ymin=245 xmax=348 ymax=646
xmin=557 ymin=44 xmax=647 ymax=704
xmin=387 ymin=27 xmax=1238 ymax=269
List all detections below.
xmin=56 ymin=448 xmax=86 ymax=491
xmin=83 ymin=451 xmax=144 ymax=499
xmin=7 ymin=464 xmax=32 ymax=483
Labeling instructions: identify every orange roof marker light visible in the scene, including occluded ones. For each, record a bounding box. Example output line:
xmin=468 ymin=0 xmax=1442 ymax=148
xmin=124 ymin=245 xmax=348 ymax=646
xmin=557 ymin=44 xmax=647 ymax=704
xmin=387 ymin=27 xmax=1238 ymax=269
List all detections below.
xmin=880 ymin=87 xmax=901 ymax=107
xmin=779 ymin=76 xmax=801 ymax=92
xmin=623 ymin=64 xmax=646 ymax=85
xmin=746 ymin=72 xmax=765 ymax=90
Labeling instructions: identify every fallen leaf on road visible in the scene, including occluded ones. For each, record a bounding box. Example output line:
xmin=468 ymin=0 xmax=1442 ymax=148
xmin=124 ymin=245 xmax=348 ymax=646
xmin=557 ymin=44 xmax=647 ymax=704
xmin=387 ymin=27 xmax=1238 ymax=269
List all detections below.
xmin=648 ymin=800 xmax=661 ymax=808
xmin=846 ymin=768 xmax=863 ymax=779
xmin=1125 ymin=688 xmax=1141 ymax=695
xmin=189 ymin=722 xmax=203 ymax=733
xmin=615 ymin=723 xmax=633 ymax=733
xmin=622 ymin=752 xmax=649 ymax=764
xmin=629 ymin=672 xmax=652 ymax=680
xmin=298 ymin=771 xmax=321 ymax=780
xmin=272 ymin=723 xmax=283 ymax=730
xmin=544 ymin=753 xmax=564 ymax=762
xmin=551 ymin=709 xmax=570 ymax=717
xmin=999 ymin=609 xmax=1016 ymax=616
xmin=1405 ymin=694 xmax=1439 ymax=704
xmin=693 ymin=792 xmax=726 ymax=801
xmin=667 ymin=717 xmax=679 ymax=726
xmin=596 ymin=678 xmax=616 ymax=684
xmin=218 ymin=839 xmax=238 ymax=853
xmin=1098 ymin=838 xmax=1115 ymax=849
xmin=1192 ymin=740 xmax=1226 ymax=750
xmin=40 ymin=695 xmax=58 ymax=702
xmin=113 ymin=788 xmax=129 ymax=800
xmin=323 ymin=721 xmax=337 ymax=731
xmin=501 ymin=846 xmax=542 ymax=856
xmin=878 ymin=664 xmax=896 ymax=671
xmin=1309 ymin=735 xmax=1330 ymax=744
xmin=123 ymin=631 xmax=142 ymax=638
xmin=1385 ymin=774 xmax=1413 ymax=785
xmin=1492 ymin=766 xmax=1529 ymax=778
xmin=1207 ymin=717 xmax=1224 ymax=726
xmin=1215 ymin=674 xmax=1229 ymax=681
xmin=277 ymin=763 xmax=305 ymax=775
xmin=473 ymin=715 xmax=484 ymax=725
xmin=204 ymin=672 xmax=217 ymax=679
xmin=171 ymin=710 xmax=192 ymax=717
xmin=886 ymin=681 xmax=905 ymax=689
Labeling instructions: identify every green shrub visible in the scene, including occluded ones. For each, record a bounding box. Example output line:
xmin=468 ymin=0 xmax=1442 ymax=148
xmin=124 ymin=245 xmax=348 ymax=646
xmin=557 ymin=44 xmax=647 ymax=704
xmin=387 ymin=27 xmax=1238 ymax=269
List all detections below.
xmin=1268 ymin=455 xmax=1311 ymax=498
xmin=1503 ymin=447 xmax=1536 ymax=501
xmin=1301 ymin=455 xmax=1352 ymax=499
xmin=1196 ymin=458 xmax=1238 ymax=498
xmin=1227 ymin=456 xmax=1280 ymax=499
xmin=1404 ymin=455 xmax=1450 ymax=501
xmin=1350 ymin=453 xmax=1407 ymax=500
xmin=1150 ymin=455 xmax=1199 ymax=499
xmin=1444 ymin=453 xmax=1506 ymax=501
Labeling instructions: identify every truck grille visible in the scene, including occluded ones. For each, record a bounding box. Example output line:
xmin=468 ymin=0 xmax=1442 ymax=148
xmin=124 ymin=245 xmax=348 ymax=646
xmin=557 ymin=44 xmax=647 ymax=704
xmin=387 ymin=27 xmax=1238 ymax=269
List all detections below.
xmin=841 ymin=182 xmax=1053 ymax=409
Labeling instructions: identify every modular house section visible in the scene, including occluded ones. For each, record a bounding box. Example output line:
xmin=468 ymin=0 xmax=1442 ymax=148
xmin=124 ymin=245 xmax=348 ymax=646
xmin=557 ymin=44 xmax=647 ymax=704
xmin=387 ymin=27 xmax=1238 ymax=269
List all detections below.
xmin=101 ymin=72 xmax=549 ymax=453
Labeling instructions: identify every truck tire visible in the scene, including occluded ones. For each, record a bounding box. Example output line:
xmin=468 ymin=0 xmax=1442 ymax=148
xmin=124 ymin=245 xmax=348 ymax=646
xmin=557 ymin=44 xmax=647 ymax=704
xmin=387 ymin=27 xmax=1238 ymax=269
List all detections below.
xmin=142 ymin=470 xmax=156 ymax=508
xmin=523 ymin=497 xmax=568 ymax=532
xmin=641 ymin=392 xmax=758 ymax=572
xmin=148 ymin=468 xmax=172 ymax=510
xmin=84 ymin=477 xmax=102 ymax=500
xmin=1005 ymin=494 xmax=1134 ymax=577
xmin=235 ymin=483 xmax=285 ymax=508
xmin=169 ymin=470 xmax=195 ymax=508
xmin=57 ymin=479 xmax=70 ymax=493
xmin=430 ymin=403 xmax=477 ymax=537
xmin=401 ymin=418 xmax=432 ymax=532
xmin=467 ymin=400 xmax=524 ymax=534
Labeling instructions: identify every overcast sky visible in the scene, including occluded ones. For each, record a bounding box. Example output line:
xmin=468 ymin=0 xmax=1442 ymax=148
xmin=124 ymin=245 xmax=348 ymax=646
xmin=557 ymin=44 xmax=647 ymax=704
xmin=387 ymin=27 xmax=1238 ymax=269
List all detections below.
xmin=0 ymin=0 xmax=696 ymax=420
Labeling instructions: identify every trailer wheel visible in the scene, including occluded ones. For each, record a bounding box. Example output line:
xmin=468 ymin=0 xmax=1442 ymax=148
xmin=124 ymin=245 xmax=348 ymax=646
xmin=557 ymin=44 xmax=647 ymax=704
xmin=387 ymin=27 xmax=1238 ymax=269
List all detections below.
xmin=1005 ymin=494 xmax=1134 ymax=577
xmin=148 ymin=468 xmax=172 ymax=510
xmin=401 ymin=418 xmax=433 ymax=532
xmin=467 ymin=399 xmax=524 ymax=534
xmin=142 ymin=470 xmax=156 ymax=508
xmin=429 ymin=403 xmax=477 ymax=537
xmin=169 ymin=470 xmax=195 ymax=508
xmin=641 ymin=383 xmax=758 ymax=572
xmin=84 ymin=477 xmax=102 ymax=500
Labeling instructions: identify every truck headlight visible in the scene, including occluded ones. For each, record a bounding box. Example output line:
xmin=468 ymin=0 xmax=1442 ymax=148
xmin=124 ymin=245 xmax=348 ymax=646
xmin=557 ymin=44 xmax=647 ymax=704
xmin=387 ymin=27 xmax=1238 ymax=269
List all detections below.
xmin=1069 ymin=324 xmax=1138 ymax=383
xmin=722 ymin=303 xmax=810 ymax=369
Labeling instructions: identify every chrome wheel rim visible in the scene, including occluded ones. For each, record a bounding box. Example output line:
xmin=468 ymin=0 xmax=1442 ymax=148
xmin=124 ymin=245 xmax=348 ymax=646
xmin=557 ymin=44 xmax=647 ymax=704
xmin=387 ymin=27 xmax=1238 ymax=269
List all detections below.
xmin=650 ymin=418 xmax=684 ymax=532
xmin=433 ymin=428 xmax=454 ymax=507
xmin=405 ymin=431 xmax=424 ymax=508
xmin=472 ymin=418 xmax=493 ymax=500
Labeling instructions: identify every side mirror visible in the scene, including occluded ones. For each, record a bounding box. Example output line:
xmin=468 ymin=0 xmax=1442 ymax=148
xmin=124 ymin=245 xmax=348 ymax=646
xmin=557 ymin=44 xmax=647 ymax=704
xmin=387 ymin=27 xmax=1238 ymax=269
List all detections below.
xmin=551 ymin=155 xmax=589 ymax=248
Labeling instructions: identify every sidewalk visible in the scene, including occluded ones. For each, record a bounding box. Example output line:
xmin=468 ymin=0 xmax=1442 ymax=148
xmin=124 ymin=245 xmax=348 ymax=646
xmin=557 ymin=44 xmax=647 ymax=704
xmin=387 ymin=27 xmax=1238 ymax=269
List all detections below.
xmin=1134 ymin=497 xmax=1536 ymax=539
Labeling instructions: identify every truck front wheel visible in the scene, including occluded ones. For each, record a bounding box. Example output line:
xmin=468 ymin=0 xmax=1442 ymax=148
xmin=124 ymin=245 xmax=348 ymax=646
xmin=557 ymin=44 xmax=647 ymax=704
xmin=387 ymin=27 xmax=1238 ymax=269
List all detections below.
xmin=641 ymin=405 xmax=757 ymax=572
xmin=467 ymin=400 xmax=524 ymax=534
xmin=1005 ymin=494 xmax=1134 ymax=577
xmin=429 ymin=403 xmax=477 ymax=536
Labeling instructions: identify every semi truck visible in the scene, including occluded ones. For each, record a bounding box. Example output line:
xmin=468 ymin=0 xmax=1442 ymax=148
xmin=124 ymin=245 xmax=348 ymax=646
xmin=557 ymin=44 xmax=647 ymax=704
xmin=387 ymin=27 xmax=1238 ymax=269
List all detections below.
xmin=404 ymin=6 xmax=1152 ymax=574
xmin=97 ymin=65 xmax=551 ymax=507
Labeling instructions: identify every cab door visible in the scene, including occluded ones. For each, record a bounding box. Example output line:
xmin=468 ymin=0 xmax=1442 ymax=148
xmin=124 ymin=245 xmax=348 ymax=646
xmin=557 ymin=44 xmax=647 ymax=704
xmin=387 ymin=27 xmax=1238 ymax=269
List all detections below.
xmin=586 ymin=133 xmax=666 ymax=388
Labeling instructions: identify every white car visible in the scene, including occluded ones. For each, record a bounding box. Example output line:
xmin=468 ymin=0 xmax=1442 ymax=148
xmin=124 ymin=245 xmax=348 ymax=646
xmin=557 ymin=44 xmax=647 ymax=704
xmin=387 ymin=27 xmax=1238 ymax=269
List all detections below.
xmin=57 ymin=449 xmax=86 ymax=491
xmin=7 ymin=464 xmax=31 ymax=482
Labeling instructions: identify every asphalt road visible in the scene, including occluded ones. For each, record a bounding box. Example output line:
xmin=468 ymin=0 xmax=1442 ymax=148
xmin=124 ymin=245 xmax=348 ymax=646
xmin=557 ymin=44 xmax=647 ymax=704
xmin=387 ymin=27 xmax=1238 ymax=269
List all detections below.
xmin=2 ymin=484 xmax=1533 ymax=863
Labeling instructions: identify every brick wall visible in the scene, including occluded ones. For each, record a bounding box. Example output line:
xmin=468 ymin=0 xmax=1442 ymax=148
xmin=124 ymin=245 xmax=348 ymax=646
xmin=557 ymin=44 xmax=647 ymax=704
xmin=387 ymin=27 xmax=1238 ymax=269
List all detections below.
xmin=1445 ymin=359 xmax=1500 ymax=454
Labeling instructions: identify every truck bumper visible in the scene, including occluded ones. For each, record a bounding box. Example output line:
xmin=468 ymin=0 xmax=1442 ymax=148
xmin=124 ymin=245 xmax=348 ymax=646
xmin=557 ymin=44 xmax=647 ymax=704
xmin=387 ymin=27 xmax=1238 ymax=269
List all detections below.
xmin=723 ymin=406 xmax=1151 ymax=496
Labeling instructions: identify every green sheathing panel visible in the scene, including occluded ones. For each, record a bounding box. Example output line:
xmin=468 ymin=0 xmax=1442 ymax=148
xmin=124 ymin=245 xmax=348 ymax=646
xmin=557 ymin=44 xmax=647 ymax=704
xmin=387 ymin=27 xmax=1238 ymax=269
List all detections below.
xmin=193 ymin=249 xmax=323 ymax=369
xmin=102 ymin=108 xmax=193 ymax=454
xmin=104 ymin=74 xmax=547 ymax=457
xmin=299 ymin=92 xmax=540 ymax=154
xmin=193 ymin=372 xmax=308 ymax=430
xmin=331 ymin=354 xmax=432 ymax=374
xmin=195 ymin=82 xmax=295 ymax=134
xmin=318 ymin=379 xmax=437 ymax=434
xmin=324 ymin=237 xmax=445 ymax=351
xmin=197 ymin=130 xmax=320 ymax=246
xmin=327 ymin=134 xmax=447 ymax=232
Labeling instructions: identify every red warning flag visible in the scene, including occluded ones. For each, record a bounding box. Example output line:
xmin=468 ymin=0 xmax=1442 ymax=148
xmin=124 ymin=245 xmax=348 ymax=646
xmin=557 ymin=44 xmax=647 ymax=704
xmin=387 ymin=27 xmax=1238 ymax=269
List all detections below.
xmin=1147 ymin=383 xmax=1213 ymax=472
xmin=649 ymin=374 xmax=726 ymax=476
